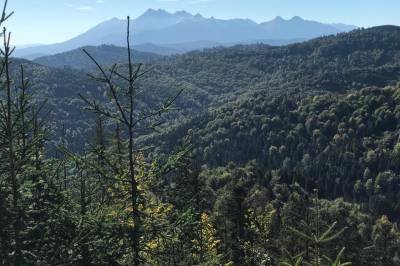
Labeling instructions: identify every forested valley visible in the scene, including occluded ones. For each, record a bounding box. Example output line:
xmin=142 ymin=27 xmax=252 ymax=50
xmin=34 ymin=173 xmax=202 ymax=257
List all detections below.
xmin=1 ymin=1 xmax=400 ymax=265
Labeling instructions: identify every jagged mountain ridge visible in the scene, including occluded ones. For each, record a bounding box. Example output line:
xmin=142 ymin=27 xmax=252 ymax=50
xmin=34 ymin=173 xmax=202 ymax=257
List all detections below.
xmin=14 ymin=9 xmax=356 ymax=58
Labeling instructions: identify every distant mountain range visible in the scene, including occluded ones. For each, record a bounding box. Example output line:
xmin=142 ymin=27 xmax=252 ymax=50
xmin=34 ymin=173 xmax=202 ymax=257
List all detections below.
xmin=14 ymin=9 xmax=357 ymax=59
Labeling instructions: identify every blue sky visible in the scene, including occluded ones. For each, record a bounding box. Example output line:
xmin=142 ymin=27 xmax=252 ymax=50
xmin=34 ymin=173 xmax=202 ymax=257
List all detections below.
xmin=4 ymin=0 xmax=400 ymax=45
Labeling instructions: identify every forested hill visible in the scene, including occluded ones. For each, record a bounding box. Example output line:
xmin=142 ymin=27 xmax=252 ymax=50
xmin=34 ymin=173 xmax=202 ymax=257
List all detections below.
xmin=28 ymin=25 xmax=400 ymax=102
xmin=155 ymin=85 xmax=400 ymax=265
xmin=11 ymin=25 xmax=400 ymax=151
xmin=156 ymin=25 xmax=400 ymax=98
xmin=147 ymin=84 xmax=400 ymax=212
xmin=34 ymin=45 xmax=162 ymax=70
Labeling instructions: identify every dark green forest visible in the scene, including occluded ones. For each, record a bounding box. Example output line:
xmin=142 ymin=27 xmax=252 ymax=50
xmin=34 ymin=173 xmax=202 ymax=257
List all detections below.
xmin=1 ymin=1 xmax=400 ymax=265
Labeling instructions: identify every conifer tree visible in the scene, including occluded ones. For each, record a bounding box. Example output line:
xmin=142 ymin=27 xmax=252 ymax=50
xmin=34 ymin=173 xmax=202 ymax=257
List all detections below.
xmin=0 ymin=2 xmax=73 ymax=264
xmin=79 ymin=16 xmax=182 ymax=265
xmin=281 ymin=190 xmax=351 ymax=266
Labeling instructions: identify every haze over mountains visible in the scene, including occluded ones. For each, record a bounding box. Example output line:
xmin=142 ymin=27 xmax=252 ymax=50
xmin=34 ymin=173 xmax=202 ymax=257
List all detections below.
xmin=14 ymin=9 xmax=357 ymax=59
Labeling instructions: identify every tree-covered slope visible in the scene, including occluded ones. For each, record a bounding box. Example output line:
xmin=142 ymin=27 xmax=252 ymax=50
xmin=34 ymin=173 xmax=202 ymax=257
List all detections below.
xmin=33 ymin=45 xmax=162 ymax=70
xmin=149 ymin=84 xmax=400 ymax=219
xmin=16 ymin=25 xmax=400 ymax=152
xmin=30 ymin=25 xmax=400 ymax=108
xmin=155 ymin=25 xmax=400 ymax=99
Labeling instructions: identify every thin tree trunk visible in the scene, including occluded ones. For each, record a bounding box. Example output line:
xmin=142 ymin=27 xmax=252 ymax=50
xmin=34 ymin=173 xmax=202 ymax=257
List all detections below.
xmin=127 ymin=16 xmax=141 ymax=266
xmin=4 ymin=30 xmax=22 ymax=264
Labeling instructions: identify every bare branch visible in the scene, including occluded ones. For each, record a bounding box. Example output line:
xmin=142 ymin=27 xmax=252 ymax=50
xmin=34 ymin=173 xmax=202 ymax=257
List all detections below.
xmin=82 ymin=49 xmax=129 ymax=125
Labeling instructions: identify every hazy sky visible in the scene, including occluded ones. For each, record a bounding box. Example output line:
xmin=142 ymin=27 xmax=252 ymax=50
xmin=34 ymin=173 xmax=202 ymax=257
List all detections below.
xmin=4 ymin=0 xmax=400 ymax=45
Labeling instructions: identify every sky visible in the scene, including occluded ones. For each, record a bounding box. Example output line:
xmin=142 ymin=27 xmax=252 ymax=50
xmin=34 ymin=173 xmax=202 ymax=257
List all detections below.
xmin=4 ymin=0 xmax=400 ymax=45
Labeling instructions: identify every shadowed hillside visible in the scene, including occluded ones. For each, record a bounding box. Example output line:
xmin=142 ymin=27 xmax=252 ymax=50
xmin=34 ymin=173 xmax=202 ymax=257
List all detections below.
xmin=34 ymin=45 xmax=162 ymax=70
